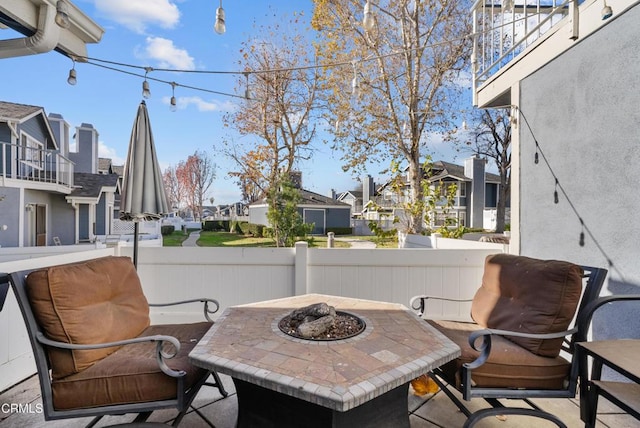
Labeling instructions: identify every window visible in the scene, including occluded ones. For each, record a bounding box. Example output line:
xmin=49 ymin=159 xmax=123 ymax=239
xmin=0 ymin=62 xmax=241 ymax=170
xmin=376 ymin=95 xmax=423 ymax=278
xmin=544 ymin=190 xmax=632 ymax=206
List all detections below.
xmin=21 ymin=134 xmax=44 ymax=170
xmin=459 ymin=182 xmax=466 ymax=197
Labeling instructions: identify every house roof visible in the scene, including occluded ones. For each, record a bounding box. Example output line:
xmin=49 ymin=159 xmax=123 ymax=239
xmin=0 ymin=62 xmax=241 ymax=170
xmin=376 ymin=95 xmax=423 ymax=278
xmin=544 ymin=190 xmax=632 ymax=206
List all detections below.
xmin=0 ymin=101 xmax=42 ymax=121
xmin=69 ymin=173 xmax=118 ymax=199
xmin=250 ymin=188 xmax=350 ymax=208
xmin=299 ymin=189 xmax=350 ymax=206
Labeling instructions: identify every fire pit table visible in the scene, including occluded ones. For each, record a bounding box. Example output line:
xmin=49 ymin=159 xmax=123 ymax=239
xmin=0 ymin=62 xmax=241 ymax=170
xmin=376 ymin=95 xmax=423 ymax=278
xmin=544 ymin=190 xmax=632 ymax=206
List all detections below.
xmin=189 ymin=294 xmax=460 ymax=428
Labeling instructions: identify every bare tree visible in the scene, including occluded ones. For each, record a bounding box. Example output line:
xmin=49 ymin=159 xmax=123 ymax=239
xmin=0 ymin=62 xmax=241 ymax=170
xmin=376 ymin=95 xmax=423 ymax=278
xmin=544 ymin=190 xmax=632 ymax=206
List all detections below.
xmin=163 ymin=165 xmax=186 ymax=215
xmin=221 ymin=12 xmax=320 ymax=199
xmin=176 ymin=150 xmax=217 ymax=220
xmin=312 ymin=0 xmax=471 ymax=233
xmin=468 ymin=108 xmax=511 ymax=232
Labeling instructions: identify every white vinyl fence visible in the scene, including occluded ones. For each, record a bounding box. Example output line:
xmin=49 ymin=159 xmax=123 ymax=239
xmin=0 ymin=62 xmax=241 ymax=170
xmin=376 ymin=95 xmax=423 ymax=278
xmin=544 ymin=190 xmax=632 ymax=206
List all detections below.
xmin=0 ymin=244 xmax=502 ymax=392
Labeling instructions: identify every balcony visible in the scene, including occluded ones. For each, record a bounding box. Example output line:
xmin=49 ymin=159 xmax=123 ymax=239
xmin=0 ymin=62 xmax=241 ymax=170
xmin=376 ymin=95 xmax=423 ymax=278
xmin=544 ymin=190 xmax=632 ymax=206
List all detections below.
xmin=0 ymin=141 xmax=74 ymax=191
xmin=0 ymin=245 xmax=635 ymax=426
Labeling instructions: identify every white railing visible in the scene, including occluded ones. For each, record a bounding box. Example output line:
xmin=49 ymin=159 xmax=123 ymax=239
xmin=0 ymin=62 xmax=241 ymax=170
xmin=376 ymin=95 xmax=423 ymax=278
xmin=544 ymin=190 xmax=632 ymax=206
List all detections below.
xmin=0 ymin=141 xmax=74 ymax=188
xmin=0 ymin=244 xmax=503 ymax=391
xmin=472 ymin=0 xmax=576 ymax=93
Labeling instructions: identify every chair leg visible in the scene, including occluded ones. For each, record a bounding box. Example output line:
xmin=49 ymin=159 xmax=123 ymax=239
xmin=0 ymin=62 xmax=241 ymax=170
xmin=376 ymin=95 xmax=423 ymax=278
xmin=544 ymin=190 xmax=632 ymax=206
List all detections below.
xmin=463 ymin=407 xmax=568 ymax=428
xmin=206 ymin=370 xmax=229 ymax=397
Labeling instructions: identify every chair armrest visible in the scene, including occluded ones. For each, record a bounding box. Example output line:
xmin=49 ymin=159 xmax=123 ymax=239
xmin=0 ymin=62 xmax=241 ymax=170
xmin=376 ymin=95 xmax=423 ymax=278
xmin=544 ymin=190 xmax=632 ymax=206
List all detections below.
xmin=36 ymin=332 xmax=186 ymax=378
xmin=576 ymin=294 xmax=640 ymax=342
xmin=464 ymin=327 xmax=578 ymax=369
xmin=409 ymin=295 xmax=473 ymax=317
xmin=149 ymin=298 xmax=220 ymax=322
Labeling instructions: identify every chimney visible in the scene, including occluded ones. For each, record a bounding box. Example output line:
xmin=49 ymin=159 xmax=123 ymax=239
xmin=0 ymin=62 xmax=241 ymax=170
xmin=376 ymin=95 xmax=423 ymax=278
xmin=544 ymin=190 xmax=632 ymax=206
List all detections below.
xmin=464 ymin=155 xmax=486 ymax=229
xmin=362 ymin=174 xmax=374 ymax=206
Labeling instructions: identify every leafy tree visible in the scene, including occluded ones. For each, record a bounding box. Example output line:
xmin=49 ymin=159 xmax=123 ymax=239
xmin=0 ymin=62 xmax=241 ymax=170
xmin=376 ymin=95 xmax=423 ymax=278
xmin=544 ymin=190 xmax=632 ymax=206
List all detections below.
xmin=176 ymin=150 xmax=217 ymax=220
xmin=311 ymin=0 xmax=471 ymax=234
xmin=467 ymin=108 xmax=511 ymax=232
xmin=221 ymin=11 xmax=320 ymax=203
xmin=266 ymin=173 xmax=313 ymax=247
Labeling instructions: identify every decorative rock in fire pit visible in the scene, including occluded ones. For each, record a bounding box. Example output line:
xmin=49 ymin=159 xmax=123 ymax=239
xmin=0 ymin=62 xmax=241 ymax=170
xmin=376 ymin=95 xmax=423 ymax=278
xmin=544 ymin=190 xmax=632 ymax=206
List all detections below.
xmin=278 ymin=302 xmax=366 ymax=341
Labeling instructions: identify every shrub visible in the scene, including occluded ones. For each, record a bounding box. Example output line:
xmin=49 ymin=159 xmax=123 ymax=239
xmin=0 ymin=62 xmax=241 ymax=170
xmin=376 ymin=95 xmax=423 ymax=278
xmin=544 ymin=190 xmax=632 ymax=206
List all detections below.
xmin=247 ymin=223 xmax=265 ymax=237
xmin=161 ymin=225 xmax=175 ymax=236
xmin=326 ymin=227 xmax=353 ymax=236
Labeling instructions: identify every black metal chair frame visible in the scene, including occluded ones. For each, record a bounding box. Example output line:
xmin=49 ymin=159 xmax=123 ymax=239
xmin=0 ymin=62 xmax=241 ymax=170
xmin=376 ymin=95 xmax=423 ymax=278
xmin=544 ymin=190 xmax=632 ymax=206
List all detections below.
xmin=410 ymin=265 xmax=608 ymax=428
xmin=1 ymin=268 xmax=229 ymax=427
xmin=577 ymin=294 xmax=640 ymax=427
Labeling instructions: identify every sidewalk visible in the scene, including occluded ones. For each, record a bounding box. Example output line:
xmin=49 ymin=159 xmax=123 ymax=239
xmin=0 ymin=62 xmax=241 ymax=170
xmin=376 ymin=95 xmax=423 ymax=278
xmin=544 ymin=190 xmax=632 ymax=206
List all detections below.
xmin=181 ymin=230 xmax=200 ymax=247
xmin=334 ymin=237 xmax=377 ymax=249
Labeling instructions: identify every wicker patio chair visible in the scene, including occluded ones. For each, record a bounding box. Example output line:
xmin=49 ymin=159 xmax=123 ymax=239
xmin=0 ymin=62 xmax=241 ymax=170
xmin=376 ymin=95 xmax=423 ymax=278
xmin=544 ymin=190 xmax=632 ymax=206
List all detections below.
xmin=410 ymin=253 xmax=608 ymax=428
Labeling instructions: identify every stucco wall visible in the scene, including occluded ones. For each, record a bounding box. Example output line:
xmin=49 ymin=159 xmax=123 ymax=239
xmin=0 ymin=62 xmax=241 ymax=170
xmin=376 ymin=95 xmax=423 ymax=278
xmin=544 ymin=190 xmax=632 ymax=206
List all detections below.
xmin=519 ymin=3 xmax=640 ymax=339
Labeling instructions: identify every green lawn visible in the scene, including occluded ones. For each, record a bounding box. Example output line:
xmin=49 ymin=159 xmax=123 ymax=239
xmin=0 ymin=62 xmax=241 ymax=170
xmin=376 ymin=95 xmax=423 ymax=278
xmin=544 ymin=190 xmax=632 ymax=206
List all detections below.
xmin=163 ymin=230 xmax=386 ymax=248
xmin=162 ymin=230 xmax=190 ymax=246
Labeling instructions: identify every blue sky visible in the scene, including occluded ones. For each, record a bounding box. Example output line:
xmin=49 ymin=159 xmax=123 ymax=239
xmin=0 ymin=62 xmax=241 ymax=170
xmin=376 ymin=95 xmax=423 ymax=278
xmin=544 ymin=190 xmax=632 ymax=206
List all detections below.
xmin=1 ymin=0 xmax=470 ymax=204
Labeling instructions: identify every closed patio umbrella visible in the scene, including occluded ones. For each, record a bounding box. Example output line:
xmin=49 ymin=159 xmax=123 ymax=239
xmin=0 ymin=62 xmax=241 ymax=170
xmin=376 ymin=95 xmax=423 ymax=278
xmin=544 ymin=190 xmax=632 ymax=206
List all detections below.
xmin=120 ymin=101 xmax=169 ymax=268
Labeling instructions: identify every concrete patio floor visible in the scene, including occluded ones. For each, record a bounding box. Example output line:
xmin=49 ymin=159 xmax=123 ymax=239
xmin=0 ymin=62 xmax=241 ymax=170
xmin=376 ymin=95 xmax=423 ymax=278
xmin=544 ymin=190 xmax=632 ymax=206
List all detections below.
xmin=0 ymin=373 xmax=636 ymax=427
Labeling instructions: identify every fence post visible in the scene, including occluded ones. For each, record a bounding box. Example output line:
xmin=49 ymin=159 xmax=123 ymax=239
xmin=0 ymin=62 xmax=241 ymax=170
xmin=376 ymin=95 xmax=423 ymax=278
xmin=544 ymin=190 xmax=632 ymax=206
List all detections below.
xmin=294 ymin=241 xmax=308 ymax=295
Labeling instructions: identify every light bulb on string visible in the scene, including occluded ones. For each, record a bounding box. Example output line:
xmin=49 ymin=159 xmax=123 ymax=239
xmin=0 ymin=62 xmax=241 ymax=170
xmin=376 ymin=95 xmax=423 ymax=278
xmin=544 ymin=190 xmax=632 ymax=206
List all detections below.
xmin=351 ymin=61 xmax=360 ymax=97
xmin=554 ymin=179 xmax=559 ymax=204
xmin=534 ymin=142 xmax=540 ymax=164
xmin=67 ymin=57 xmax=77 ymax=85
xmin=363 ymin=1 xmax=375 ymax=31
xmin=142 ymin=67 xmax=152 ymax=99
xmin=170 ymin=82 xmax=177 ymax=112
xmin=214 ymin=0 xmax=226 ymax=34
xmin=243 ymin=73 xmax=251 ymax=100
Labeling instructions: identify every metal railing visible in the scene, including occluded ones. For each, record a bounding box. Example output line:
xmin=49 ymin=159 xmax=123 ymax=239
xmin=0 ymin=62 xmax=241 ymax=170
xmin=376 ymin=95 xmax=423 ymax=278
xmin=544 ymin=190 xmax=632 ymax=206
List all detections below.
xmin=471 ymin=0 xmax=578 ymax=96
xmin=0 ymin=141 xmax=74 ymax=188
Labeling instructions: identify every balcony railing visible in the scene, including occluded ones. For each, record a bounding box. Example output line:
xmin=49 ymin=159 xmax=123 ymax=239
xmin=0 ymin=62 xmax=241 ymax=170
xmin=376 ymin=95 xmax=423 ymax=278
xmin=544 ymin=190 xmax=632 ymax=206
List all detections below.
xmin=471 ymin=0 xmax=578 ymax=97
xmin=0 ymin=141 xmax=74 ymax=189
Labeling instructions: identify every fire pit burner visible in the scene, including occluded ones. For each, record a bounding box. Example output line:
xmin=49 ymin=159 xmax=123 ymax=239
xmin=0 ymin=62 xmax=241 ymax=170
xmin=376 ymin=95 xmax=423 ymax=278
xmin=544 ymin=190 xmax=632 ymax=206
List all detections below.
xmin=278 ymin=303 xmax=366 ymax=341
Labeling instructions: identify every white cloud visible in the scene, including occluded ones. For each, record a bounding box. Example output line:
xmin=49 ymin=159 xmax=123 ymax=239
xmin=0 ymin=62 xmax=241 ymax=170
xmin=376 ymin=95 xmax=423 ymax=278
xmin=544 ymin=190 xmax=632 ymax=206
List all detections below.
xmin=98 ymin=141 xmax=126 ymax=166
xmin=143 ymin=37 xmax=195 ymax=70
xmin=167 ymin=96 xmax=237 ymax=112
xmin=95 ymin=0 xmax=180 ymax=33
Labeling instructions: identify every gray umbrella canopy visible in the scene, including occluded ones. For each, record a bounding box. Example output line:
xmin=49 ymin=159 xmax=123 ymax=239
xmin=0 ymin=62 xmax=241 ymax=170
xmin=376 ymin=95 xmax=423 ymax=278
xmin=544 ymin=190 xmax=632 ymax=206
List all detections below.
xmin=120 ymin=101 xmax=169 ymax=222
xmin=120 ymin=101 xmax=169 ymax=267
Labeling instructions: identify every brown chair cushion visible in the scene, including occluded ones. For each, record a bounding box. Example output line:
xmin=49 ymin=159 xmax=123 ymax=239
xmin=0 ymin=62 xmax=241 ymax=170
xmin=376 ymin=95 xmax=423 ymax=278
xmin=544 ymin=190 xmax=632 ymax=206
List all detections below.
xmin=471 ymin=254 xmax=583 ymax=357
xmin=26 ymin=256 xmax=150 ymax=379
xmin=51 ymin=322 xmax=211 ymax=410
xmin=428 ymin=319 xmax=571 ymax=390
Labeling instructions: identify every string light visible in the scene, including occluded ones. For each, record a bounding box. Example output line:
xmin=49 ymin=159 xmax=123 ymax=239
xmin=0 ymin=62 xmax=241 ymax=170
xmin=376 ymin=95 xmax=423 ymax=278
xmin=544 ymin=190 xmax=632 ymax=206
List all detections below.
xmin=363 ymin=1 xmax=376 ymax=32
xmin=243 ymin=73 xmax=251 ymax=100
xmin=67 ymin=57 xmax=77 ymax=85
xmin=351 ymin=61 xmax=360 ymax=96
xmin=553 ymin=179 xmax=559 ymax=204
xmin=142 ymin=67 xmax=152 ymax=99
xmin=517 ymin=107 xmax=623 ymax=279
xmin=170 ymin=82 xmax=177 ymax=112
xmin=214 ymin=0 xmax=226 ymax=34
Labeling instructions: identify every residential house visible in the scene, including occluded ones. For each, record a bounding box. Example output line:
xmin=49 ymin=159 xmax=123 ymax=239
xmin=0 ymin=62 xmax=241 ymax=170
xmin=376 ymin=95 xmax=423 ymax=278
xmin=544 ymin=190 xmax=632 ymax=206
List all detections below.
xmin=472 ymin=0 xmax=639 ymax=338
xmin=0 ymin=101 xmax=118 ymax=247
xmin=249 ymin=173 xmax=351 ymax=235
xmin=355 ymin=156 xmax=509 ymax=230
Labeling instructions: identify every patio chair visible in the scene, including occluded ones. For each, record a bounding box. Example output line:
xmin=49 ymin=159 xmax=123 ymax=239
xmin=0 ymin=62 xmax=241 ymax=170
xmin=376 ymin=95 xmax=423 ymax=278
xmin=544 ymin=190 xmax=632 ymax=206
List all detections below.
xmin=5 ymin=256 xmax=228 ymax=427
xmin=410 ymin=253 xmax=608 ymax=428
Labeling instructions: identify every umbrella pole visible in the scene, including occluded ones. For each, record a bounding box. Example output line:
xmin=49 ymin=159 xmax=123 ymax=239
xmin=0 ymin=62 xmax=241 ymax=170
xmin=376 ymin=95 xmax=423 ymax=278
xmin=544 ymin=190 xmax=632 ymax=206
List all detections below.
xmin=133 ymin=222 xmax=139 ymax=269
